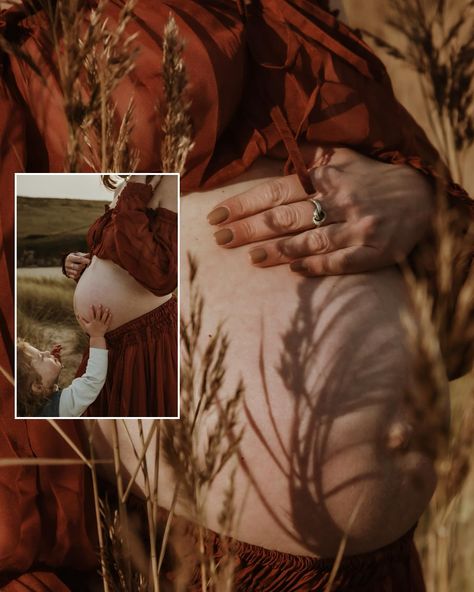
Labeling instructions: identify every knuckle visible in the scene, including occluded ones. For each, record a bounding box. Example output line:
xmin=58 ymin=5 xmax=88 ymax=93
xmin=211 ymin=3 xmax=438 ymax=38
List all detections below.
xmin=320 ymin=257 xmax=333 ymax=274
xmin=233 ymin=195 xmax=251 ymax=218
xmin=308 ymin=230 xmax=330 ymax=254
xmin=339 ymin=251 xmax=352 ymax=270
xmin=239 ymin=219 xmax=257 ymax=242
xmin=267 ymin=206 xmax=300 ymax=231
xmin=277 ymin=238 xmax=292 ymax=257
xmin=263 ymin=178 xmax=289 ymax=207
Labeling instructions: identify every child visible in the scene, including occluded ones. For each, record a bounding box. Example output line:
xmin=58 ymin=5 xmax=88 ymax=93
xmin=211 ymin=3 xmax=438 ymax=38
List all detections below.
xmin=17 ymin=304 xmax=112 ymax=417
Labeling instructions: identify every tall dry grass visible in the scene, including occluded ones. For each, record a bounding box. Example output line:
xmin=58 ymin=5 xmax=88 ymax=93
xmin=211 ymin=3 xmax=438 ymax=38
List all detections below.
xmin=358 ymin=1 xmax=474 ymax=590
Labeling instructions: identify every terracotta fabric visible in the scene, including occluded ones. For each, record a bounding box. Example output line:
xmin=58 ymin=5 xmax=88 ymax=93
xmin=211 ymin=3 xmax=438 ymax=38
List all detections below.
xmin=157 ymin=509 xmax=425 ymax=591
xmin=2 ymin=571 xmax=73 ymax=592
xmin=87 ymin=181 xmax=177 ymax=296
xmin=0 ymin=417 xmax=97 ymax=586
xmin=0 ymin=0 xmax=471 ymax=586
xmin=0 ymin=0 xmax=471 ymax=204
xmin=78 ymin=297 xmax=178 ymax=417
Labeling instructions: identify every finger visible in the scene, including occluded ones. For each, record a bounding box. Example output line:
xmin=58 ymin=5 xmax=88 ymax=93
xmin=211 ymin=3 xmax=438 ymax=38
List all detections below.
xmin=90 ymin=304 xmax=97 ymax=319
xmin=248 ymin=223 xmax=355 ymax=267
xmin=213 ymin=199 xmax=344 ymax=248
xmin=69 ymin=254 xmax=88 ymax=264
xmin=289 ymin=246 xmax=381 ymax=276
xmin=207 ymin=174 xmax=308 ymax=225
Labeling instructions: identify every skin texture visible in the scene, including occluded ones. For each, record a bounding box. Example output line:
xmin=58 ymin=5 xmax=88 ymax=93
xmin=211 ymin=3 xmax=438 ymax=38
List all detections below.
xmin=90 ymin=157 xmax=441 ymax=558
xmin=208 ymin=147 xmax=434 ymax=276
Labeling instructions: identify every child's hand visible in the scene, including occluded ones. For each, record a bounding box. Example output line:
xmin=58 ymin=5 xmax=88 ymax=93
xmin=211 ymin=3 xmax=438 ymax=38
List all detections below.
xmin=78 ymin=305 xmax=112 ymax=338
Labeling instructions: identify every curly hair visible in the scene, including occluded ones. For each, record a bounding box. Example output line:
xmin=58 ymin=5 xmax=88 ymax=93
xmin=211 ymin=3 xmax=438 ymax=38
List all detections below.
xmin=17 ymin=340 xmax=54 ymax=416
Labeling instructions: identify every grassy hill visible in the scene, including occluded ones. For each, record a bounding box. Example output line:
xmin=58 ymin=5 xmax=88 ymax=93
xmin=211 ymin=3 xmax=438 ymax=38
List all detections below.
xmin=17 ymin=196 xmax=108 ymax=266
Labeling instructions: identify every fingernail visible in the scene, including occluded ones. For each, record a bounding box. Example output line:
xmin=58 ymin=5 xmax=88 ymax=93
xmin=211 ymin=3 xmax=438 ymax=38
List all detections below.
xmin=214 ymin=228 xmax=233 ymax=245
xmin=208 ymin=206 xmax=230 ymax=225
xmin=249 ymin=248 xmax=267 ymax=264
xmin=290 ymin=260 xmax=306 ymax=272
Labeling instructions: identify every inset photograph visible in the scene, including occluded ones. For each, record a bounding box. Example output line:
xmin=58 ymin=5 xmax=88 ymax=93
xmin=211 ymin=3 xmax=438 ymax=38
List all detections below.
xmin=16 ymin=173 xmax=178 ymax=418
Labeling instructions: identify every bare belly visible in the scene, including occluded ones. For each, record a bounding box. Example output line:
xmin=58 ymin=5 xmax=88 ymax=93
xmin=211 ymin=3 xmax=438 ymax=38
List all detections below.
xmin=74 ymin=256 xmax=171 ymax=331
xmin=90 ymin=158 xmax=441 ymax=558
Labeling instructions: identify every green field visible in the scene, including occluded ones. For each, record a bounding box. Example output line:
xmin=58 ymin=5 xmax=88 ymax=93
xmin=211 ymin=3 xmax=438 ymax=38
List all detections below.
xmin=17 ymin=197 xmax=108 ymax=266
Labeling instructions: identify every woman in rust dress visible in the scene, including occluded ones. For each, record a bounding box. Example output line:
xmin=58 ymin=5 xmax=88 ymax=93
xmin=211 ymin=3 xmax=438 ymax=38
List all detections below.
xmin=0 ymin=1 xmax=472 ymax=590
xmin=69 ymin=174 xmax=178 ymax=417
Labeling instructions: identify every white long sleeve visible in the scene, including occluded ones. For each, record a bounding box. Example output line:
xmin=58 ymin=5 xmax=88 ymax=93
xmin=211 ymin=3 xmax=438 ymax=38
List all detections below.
xmin=59 ymin=348 xmax=108 ymax=417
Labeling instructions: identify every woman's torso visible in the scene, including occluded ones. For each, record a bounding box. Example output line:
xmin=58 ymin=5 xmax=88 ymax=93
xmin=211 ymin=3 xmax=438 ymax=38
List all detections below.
xmin=73 ymin=178 xmax=175 ymax=330
xmin=92 ymin=158 xmax=439 ymax=558
xmin=73 ymin=256 xmax=170 ymax=331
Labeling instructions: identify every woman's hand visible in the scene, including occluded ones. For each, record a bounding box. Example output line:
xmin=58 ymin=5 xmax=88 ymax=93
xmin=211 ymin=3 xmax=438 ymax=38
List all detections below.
xmin=207 ymin=148 xmax=435 ymax=275
xmin=64 ymin=252 xmax=90 ymax=280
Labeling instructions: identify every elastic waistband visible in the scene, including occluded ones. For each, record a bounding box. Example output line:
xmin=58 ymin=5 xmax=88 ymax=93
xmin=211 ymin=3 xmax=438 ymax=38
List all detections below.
xmin=106 ymin=296 xmax=177 ymax=346
xmin=154 ymin=505 xmax=416 ymax=572
xmin=212 ymin=525 xmax=416 ymax=572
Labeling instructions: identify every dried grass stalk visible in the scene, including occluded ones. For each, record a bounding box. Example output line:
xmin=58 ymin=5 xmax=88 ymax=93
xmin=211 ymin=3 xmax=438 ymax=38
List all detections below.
xmin=361 ymin=0 xmax=474 ymax=183
xmin=162 ymin=255 xmax=244 ymax=591
xmin=160 ymin=14 xmax=195 ymax=174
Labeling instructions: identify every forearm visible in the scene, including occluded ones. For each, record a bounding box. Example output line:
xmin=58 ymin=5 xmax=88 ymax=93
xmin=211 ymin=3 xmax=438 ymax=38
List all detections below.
xmin=59 ymin=348 xmax=108 ymax=416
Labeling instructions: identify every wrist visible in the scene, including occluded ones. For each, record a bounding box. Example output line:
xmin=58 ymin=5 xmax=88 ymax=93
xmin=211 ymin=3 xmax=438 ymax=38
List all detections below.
xmin=89 ymin=336 xmax=107 ymax=349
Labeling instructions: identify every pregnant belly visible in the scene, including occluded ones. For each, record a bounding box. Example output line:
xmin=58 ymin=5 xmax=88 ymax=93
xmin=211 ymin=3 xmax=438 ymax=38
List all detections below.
xmin=74 ymin=256 xmax=170 ymax=331
xmin=91 ymin=158 xmax=441 ymax=558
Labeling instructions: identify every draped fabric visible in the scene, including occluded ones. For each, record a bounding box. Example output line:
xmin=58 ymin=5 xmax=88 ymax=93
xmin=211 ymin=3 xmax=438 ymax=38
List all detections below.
xmin=87 ymin=182 xmax=177 ymax=296
xmin=0 ymin=0 xmax=472 ymax=587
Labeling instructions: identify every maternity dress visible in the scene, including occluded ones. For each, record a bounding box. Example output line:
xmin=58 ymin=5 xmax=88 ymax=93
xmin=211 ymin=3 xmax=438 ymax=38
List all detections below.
xmin=76 ymin=180 xmax=178 ymax=417
xmin=0 ymin=0 xmax=472 ymax=589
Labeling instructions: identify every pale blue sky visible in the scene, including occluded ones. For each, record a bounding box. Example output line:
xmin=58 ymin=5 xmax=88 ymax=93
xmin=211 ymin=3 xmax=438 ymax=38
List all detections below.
xmin=16 ymin=174 xmax=114 ymax=201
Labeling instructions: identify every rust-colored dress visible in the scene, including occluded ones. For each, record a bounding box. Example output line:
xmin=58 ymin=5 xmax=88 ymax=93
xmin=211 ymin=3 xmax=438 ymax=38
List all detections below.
xmin=77 ymin=180 xmax=178 ymax=417
xmin=0 ymin=0 xmax=472 ymax=590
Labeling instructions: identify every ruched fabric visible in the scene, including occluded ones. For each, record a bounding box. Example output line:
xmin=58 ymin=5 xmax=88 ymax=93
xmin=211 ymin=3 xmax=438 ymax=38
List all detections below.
xmin=77 ymin=297 xmax=178 ymax=417
xmin=155 ymin=508 xmax=426 ymax=591
xmin=87 ymin=182 xmax=177 ymax=296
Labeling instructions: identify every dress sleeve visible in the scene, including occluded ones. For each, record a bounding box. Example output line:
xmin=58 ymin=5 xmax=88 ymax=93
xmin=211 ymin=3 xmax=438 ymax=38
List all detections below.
xmin=103 ymin=182 xmax=178 ymax=295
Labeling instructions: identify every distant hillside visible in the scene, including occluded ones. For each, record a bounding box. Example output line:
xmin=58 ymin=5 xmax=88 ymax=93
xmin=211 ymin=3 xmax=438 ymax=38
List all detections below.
xmin=17 ymin=196 xmax=108 ymax=266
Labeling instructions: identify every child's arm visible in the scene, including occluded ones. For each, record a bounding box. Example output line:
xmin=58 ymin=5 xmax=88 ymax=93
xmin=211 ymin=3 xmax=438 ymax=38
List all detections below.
xmin=58 ymin=348 xmax=108 ymax=416
xmin=59 ymin=305 xmax=111 ymax=417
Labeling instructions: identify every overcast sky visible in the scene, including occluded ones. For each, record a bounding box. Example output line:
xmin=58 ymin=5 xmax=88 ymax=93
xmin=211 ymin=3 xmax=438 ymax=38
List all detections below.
xmin=16 ymin=174 xmax=113 ymax=201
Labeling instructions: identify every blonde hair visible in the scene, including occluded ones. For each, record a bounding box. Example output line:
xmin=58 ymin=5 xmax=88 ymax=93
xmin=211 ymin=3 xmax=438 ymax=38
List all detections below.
xmin=17 ymin=339 xmax=53 ymax=416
